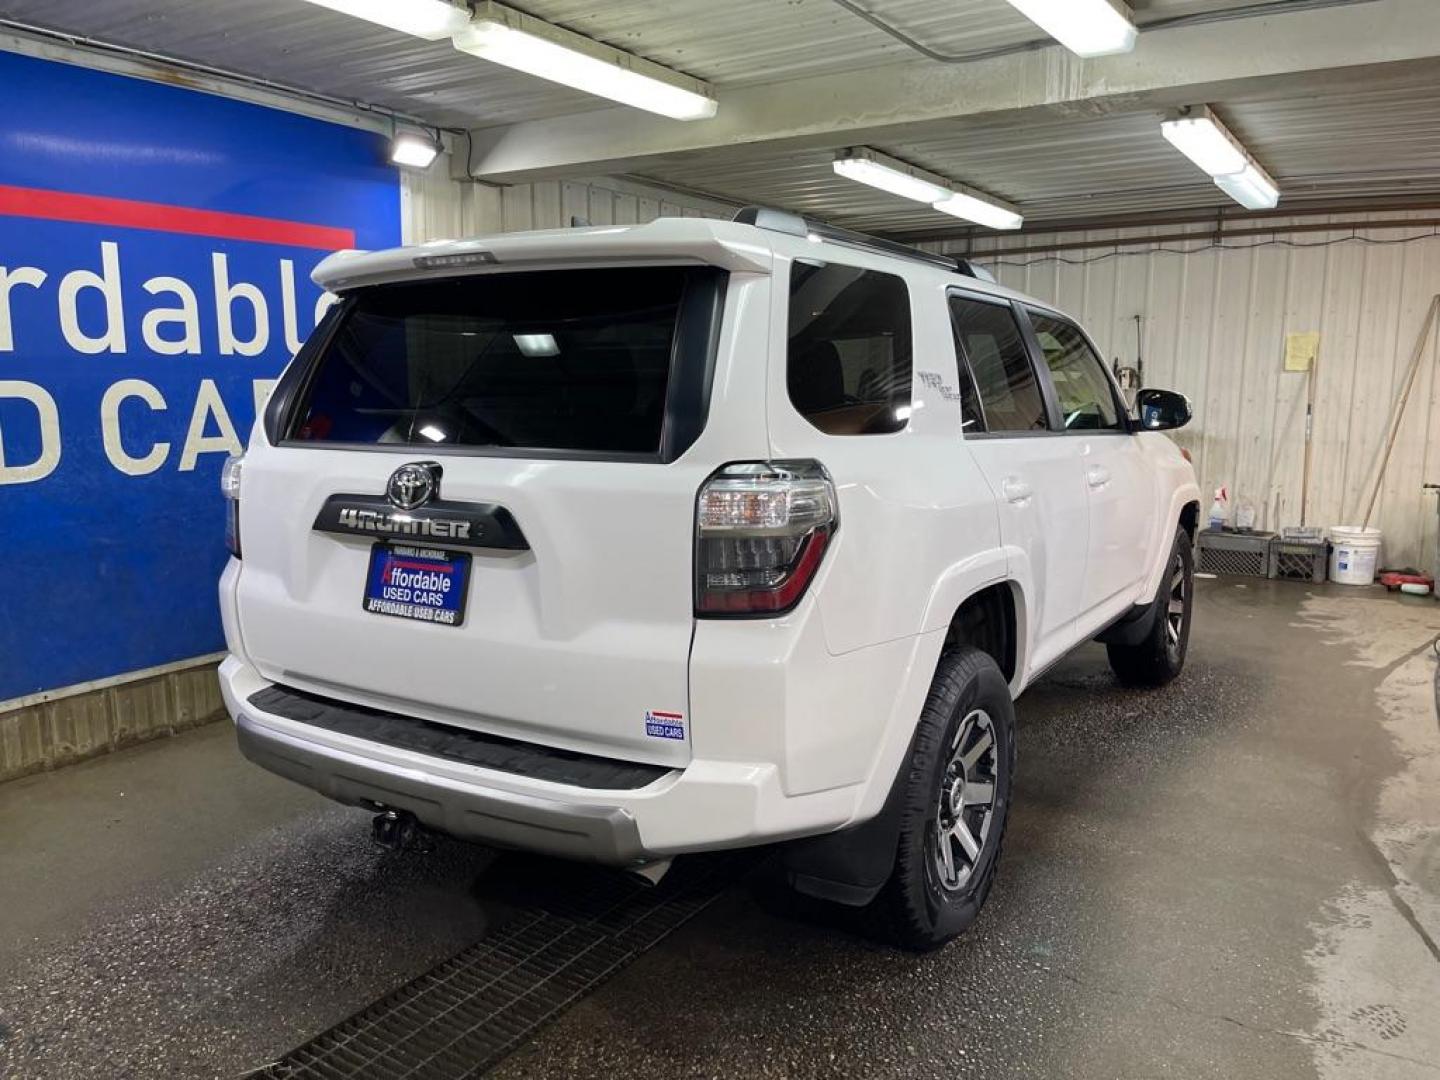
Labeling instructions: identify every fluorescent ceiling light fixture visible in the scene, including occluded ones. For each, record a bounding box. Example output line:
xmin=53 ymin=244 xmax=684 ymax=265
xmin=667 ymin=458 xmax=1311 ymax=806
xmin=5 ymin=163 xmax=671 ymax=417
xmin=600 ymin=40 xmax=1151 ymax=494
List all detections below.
xmin=297 ymin=0 xmax=470 ymax=40
xmin=390 ymin=132 xmax=440 ymax=169
xmin=513 ymin=333 xmax=559 ymax=357
xmin=1214 ymin=162 xmax=1280 ymax=210
xmin=835 ymin=148 xmax=1023 ymax=230
xmin=932 ymin=189 xmax=1024 ymax=231
xmin=418 ymin=424 xmax=448 ymax=442
xmin=1161 ymin=110 xmax=1248 ymax=176
xmin=454 ymin=2 xmax=717 ymax=120
xmin=1002 ymin=0 xmax=1138 ymax=57
xmin=1162 ymin=106 xmax=1281 ymax=210
xmin=832 ymin=149 xmax=951 ymax=205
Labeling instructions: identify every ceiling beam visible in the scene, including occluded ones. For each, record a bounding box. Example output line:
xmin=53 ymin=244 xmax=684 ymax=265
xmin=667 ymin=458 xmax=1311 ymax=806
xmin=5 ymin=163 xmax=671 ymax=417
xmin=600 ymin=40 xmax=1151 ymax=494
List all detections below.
xmin=462 ymin=0 xmax=1440 ymax=184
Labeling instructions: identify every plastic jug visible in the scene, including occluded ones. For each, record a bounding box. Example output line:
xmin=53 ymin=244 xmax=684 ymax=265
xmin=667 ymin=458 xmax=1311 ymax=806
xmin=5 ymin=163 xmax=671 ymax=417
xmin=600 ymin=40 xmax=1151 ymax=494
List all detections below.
xmin=1208 ymin=486 xmax=1229 ymax=530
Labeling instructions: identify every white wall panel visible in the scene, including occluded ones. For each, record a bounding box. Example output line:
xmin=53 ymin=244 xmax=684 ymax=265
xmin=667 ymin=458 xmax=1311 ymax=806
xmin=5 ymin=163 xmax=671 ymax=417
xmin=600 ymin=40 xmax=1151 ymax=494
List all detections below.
xmin=401 ymin=157 xmax=729 ymax=244
xmin=956 ymin=215 xmax=1440 ymax=570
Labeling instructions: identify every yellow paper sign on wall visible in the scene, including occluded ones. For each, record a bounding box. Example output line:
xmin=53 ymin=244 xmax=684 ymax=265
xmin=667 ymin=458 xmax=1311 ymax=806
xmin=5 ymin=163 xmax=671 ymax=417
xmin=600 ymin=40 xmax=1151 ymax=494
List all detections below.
xmin=1284 ymin=331 xmax=1320 ymax=372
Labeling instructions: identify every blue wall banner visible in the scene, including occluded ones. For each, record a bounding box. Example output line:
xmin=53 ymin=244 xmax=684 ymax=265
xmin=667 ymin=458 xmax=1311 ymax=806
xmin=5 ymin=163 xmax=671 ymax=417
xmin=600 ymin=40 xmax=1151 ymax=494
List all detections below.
xmin=0 ymin=50 xmax=401 ymax=701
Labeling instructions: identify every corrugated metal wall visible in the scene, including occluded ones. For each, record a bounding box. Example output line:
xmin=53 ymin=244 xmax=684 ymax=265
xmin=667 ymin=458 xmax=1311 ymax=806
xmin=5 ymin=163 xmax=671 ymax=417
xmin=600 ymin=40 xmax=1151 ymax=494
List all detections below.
xmin=947 ymin=215 xmax=1440 ymax=571
xmin=1 ymin=659 xmax=223 ymax=782
xmin=401 ymin=157 xmax=731 ymax=242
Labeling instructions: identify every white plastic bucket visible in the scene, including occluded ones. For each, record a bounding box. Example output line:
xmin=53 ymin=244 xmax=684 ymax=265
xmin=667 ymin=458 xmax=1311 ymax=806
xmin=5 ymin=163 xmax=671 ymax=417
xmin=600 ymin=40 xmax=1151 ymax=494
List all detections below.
xmin=1329 ymin=526 xmax=1382 ymax=585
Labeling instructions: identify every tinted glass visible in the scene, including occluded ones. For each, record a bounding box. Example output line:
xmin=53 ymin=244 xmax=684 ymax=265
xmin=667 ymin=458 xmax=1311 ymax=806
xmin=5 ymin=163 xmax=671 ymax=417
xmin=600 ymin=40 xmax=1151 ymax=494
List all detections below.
xmin=954 ymin=345 xmax=985 ymax=433
xmin=289 ymin=268 xmax=692 ymax=454
xmin=1028 ymin=311 xmax=1122 ymax=431
xmin=788 ymin=261 xmax=912 ymax=436
xmin=949 ymin=296 xmax=1048 ymax=432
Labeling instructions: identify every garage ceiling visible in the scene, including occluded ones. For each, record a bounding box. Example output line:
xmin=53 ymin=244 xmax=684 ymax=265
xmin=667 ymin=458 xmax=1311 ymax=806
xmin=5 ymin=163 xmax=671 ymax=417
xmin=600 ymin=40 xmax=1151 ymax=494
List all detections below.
xmin=0 ymin=0 xmax=1273 ymax=126
xmin=636 ymin=60 xmax=1440 ymax=234
xmin=4 ymin=0 xmax=1439 ymax=235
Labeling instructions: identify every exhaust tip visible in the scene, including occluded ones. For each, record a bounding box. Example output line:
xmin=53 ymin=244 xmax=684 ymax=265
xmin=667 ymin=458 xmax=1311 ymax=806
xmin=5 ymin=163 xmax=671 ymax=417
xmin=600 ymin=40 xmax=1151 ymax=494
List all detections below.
xmin=626 ymin=857 xmax=674 ymax=887
xmin=371 ymin=808 xmax=434 ymax=853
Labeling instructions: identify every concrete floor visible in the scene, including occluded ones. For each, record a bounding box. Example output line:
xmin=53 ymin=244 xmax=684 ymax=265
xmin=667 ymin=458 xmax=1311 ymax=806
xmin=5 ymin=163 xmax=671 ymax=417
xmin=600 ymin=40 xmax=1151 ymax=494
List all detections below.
xmin=2 ymin=579 xmax=1438 ymax=1079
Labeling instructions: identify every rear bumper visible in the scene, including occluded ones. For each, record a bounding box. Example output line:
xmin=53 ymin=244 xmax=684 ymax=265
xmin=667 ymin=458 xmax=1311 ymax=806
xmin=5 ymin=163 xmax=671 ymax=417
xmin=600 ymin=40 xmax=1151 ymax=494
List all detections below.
xmin=219 ymin=655 xmax=860 ymax=864
xmin=234 ymin=710 xmax=647 ymax=862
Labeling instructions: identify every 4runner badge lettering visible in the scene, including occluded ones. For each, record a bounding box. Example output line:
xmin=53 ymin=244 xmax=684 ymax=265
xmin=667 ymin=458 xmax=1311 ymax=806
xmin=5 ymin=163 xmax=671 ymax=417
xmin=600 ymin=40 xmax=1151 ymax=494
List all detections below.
xmin=311 ymin=494 xmax=531 ymax=552
xmin=335 ymin=506 xmax=473 ymax=541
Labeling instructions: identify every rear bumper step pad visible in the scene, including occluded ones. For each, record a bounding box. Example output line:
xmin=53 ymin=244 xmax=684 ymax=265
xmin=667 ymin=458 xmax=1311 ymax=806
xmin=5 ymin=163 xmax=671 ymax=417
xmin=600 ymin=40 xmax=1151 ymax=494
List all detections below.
xmin=247 ymin=684 xmax=668 ymax=791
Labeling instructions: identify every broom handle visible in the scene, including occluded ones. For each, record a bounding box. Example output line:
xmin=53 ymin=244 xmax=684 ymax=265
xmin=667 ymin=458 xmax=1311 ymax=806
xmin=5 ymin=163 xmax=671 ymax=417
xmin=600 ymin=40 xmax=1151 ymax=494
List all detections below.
xmin=1300 ymin=347 xmax=1318 ymax=526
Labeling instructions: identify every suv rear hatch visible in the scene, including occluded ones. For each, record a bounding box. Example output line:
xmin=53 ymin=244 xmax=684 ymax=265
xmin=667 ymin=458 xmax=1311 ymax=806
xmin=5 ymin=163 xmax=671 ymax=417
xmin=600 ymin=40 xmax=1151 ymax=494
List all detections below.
xmin=232 ymin=264 xmax=728 ymax=768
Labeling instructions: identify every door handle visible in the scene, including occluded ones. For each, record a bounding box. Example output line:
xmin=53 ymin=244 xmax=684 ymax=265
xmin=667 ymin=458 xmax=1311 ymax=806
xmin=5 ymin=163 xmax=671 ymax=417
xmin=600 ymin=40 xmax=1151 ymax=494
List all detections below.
xmin=1002 ymin=478 xmax=1034 ymax=505
xmin=1086 ymin=465 xmax=1111 ymax=489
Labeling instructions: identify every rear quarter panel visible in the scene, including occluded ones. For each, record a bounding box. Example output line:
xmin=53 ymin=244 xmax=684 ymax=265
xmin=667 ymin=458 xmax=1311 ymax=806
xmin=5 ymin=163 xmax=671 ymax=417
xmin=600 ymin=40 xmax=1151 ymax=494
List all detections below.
xmin=764 ymin=253 xmax=1002 ymax=657
xmin=760 ymin=254 xmax=1006 ymax=808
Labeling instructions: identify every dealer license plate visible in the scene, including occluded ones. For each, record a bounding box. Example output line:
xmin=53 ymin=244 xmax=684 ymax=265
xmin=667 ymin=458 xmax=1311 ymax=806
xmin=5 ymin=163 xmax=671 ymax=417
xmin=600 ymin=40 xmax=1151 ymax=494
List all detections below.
xmin=362 ymin=543 xmax=471 ymax=628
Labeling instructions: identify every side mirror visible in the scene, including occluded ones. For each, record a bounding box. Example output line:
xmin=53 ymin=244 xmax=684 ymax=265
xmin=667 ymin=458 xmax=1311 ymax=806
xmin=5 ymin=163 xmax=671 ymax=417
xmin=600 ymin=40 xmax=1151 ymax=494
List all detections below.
xmin=1135 ymin=388 xmax=1192 ymax=431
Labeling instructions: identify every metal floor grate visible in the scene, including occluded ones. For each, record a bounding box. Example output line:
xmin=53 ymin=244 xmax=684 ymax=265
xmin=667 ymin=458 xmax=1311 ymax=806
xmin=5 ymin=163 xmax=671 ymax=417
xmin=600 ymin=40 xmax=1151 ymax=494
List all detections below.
xmin=250 ymin=853 xmax=749 ymax=1080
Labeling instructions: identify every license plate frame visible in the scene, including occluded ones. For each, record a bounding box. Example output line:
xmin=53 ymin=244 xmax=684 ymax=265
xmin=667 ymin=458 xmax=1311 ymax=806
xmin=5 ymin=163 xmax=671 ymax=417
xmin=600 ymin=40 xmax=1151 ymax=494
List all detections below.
xmin=362 ymin=542 xmax=472 ymax=628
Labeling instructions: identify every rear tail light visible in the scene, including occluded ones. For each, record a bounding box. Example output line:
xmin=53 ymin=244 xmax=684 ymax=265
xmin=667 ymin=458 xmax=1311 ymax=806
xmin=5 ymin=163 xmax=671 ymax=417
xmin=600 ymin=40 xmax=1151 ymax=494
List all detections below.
xmin=695 ymin=461 xmax=837 ymax=617
xmin=220 ymin=453 xmax=243 ymax=559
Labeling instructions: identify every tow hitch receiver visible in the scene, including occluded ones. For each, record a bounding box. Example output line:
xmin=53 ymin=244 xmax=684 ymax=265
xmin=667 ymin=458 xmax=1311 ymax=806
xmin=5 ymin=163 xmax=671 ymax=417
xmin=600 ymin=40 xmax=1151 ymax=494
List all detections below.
xmin=371 ymin=809 xmax=434 ymax=853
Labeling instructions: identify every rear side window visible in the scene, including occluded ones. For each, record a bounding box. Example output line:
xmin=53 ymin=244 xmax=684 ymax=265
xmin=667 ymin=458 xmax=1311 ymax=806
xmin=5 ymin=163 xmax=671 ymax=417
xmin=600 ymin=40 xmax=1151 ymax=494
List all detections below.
xmin=288 ymin=267 xmax=695 ymax=455
xmin=788 ymin=261 xmax=912 ymax=435
xmin=1027 ymin=310 xmax=1122 ymax=431
xmin=949 ymin=296 xmax=1049 ymax=433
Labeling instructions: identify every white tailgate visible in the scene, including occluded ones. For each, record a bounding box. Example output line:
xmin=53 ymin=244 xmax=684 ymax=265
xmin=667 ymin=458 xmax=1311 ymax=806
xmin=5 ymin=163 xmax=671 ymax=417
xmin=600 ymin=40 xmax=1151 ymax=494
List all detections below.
xmin=234 ymin=443 xmax=703 ymax=767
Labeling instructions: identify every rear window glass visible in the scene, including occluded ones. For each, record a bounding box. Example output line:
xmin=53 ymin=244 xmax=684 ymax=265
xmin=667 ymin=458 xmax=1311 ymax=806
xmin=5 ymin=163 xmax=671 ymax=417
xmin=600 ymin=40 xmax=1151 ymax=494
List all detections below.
xmin=949 ymin=296 xmax=1049 ymax=433
xmin=288 ymin=268 xmax=693 ymax=454
xmin=787 ymin=261 xmax=912 ymax=436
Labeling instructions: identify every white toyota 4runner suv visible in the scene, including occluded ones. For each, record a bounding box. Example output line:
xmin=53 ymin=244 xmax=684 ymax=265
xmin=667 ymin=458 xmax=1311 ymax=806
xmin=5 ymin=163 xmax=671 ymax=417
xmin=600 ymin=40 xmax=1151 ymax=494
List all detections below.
xmin=218 ymin=207 xmax=1200 ymax=949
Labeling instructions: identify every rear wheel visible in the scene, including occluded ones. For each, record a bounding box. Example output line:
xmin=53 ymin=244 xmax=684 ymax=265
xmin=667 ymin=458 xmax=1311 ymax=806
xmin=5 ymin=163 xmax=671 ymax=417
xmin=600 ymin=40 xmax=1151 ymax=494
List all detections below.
xmin=871 ymin=646 xmax=1015 ymax=951
xmin=1107 ymin=526 xmax=1194 ymax=687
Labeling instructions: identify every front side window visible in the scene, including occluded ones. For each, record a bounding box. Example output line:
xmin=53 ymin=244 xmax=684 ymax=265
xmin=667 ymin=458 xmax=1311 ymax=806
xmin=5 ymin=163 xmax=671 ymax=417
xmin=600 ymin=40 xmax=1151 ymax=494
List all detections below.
xmin=1027 ymin=311 xmax=1122 ymax=431
xmin=949 ymin=296 xmax=1049 ymax=433
xmin=288 ymin=267 xmax=697 ymax=455
xmin=788 ymin=261 xmax=912 ymax=436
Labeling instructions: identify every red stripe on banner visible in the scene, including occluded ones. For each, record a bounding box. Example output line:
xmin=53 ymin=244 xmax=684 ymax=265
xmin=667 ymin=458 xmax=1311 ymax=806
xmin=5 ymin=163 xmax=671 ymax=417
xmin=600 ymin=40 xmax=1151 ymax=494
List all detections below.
xmin=0 ymin=183 xmax=355 ymax=250
xmin=388 ymin=559 xmax=456 ymax=574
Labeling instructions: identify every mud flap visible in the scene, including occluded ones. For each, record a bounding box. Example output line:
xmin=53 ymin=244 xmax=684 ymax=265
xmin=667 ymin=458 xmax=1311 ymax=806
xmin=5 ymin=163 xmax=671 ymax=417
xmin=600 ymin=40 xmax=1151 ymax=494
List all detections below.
xmin=1094 ymin=585 xmax=1164 ymax=647
xmin=781 ymin=736 xmax=912 ymax=907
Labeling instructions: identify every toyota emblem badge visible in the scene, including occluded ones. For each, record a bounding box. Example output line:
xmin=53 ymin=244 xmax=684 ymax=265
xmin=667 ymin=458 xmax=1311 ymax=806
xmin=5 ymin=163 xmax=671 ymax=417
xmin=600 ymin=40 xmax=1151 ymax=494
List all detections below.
xmin=386 ymin=462 xmax=441 ymax=510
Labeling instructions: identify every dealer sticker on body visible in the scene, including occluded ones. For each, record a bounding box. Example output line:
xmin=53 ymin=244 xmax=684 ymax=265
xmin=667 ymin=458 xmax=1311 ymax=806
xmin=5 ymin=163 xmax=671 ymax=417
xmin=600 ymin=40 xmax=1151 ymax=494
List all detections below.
xmin=645 ymin=710 xmax=686 ymax=740
xmin=363 ymin=543 xmax=471 ymax=627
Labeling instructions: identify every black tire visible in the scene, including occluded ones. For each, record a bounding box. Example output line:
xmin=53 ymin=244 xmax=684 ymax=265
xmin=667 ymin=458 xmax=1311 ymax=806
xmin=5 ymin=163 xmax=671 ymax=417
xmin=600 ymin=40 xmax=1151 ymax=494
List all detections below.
xmin=1107 ymin=526 xmax=1194 ymax=687
xmin=870 ymin=646 xmax=1016 ymax=951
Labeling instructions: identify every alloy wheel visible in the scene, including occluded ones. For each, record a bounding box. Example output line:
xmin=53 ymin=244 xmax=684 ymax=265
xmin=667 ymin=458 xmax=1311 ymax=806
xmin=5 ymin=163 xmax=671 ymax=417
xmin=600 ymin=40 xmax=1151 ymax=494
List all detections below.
xmin=1166 ymin=549 xmax=1189 ymax=660
xmin=931 ymin=708 xmax=999 ymax=892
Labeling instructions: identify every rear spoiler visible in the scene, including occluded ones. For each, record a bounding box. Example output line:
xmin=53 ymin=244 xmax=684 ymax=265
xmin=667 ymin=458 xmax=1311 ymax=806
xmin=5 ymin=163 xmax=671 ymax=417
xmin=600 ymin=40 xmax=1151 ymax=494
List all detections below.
xmin=312 ymin=218 xmax=772 ymax=292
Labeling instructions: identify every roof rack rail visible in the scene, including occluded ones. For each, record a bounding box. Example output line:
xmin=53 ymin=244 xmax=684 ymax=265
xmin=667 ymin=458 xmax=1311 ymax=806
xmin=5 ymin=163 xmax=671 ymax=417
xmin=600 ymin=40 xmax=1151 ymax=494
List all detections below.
xmin=731 ymin=205 xmax=989 ymax=279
